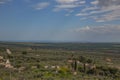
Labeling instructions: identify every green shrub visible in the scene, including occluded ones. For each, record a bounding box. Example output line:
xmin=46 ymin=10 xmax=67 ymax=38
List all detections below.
xmin=108 ymin=67 xmax=118 ymax=74
xmin=22 ymin=51 xmax=27 ymax=55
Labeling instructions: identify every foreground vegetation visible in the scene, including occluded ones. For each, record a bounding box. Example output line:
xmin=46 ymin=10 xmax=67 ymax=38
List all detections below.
xmin=0 ymin=42 xmax=120 ymax=80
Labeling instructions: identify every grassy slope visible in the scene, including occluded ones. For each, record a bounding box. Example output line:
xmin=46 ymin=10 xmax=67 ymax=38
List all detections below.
xmin=0 ymin=42 xmax=120 ymax=80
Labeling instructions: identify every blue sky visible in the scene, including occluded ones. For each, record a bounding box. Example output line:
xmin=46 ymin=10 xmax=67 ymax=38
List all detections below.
xmin=0 ymin=0 xmax=120 ymax=42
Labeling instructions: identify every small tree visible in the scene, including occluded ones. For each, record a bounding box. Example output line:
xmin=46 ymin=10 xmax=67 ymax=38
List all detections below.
xmin=108 ymin=67 xmax=118 ymax=75
xmin=22 ymin=51 xmax=27 ymax=55
xmin=79 ymin=56 xmax=87 ymax=73
xmin=87 ymin=59 xmax=93 ymax=64
xmin=71 ymin=59 xmax=77 ymax=72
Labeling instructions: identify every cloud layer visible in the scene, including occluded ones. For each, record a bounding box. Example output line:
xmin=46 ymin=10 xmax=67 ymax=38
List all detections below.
xmin=1 ymin=0 xmax=120 ymax=22
xmin=77 ymin=0 xmax=120 ymax=22
xmin=34 ymin=2 xmax=50 ymax=10
xmin=69 ymin=25 xmax=120 ymax=42
xmin=0 ymin=0 xmax=11 ymax=4
xmin=45 ymin=25 xmax=120 ymax=42
xmin=55 ymin=0 xmax=85 ymax=9
xmin=32 ymin=0 xmax=120 ymax=22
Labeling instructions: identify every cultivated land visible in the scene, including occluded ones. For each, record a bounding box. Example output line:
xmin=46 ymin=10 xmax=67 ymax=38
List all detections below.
xmin=0 ymin=42 xmax=120 ymax=80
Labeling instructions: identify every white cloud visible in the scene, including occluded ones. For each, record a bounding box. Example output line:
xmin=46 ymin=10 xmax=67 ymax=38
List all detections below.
xmin=74 ymin=26 xmax=90 ymax=32
xmin=95 ymin=10 xmax=120 ymax=22
xmin=80 ymin=17 xmax=88 ymax=20
xmin=0 ymin=2 xmax=4 ymax=4
xmin=0 ymin=0 xmax=12 ymax=4
xmin=56 ymin=0 xmax=78 ymax=4
xmin=70 ymin=25 xmax=120 ymax=42
xmin=81 ymin=6 xmax=99 ymax=12
xmin=0 ymin=0 xmax=120 ymax=23
xmin=76 ymin=13 xmax=89 ymax=16
xmin=54 ymin=0 xmax=85 ymax=11
xmin=55 ymin=4 xmax=79 ymax=9
xmin=74 ymin=25 xmax=120 ymax=33
xmin=98 ymin=0 xmax=120 ymax=7
xmin=93 ymin=5 xmax=120 ymax=22
xmin=91 ymin=0 xmax=99 ymax=5
xmin=34 ymin=2 xmax=50 ymax=10
xmin=76 ymin=0 xmax=120 ymax=22
xmin=79 ymin=1 xmax=86 ymax=4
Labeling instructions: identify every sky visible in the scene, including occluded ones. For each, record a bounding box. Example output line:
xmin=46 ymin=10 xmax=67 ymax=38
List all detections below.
xmin=0 ymin=0 xmax=120 ymax=42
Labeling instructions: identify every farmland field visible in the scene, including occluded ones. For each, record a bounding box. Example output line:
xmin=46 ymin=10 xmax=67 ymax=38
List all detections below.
xmin=0 ymin=42 xmax=120 ymax=80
